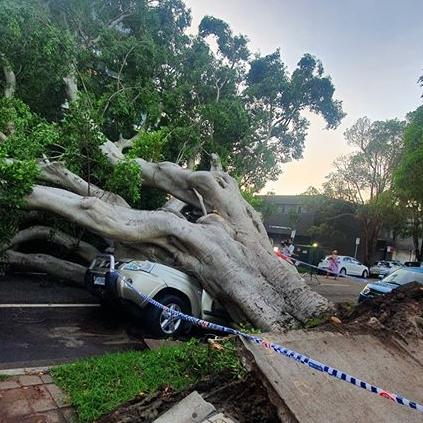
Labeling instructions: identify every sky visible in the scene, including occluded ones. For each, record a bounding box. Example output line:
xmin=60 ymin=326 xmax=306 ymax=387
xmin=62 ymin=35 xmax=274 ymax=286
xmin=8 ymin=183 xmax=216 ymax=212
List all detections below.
xmin=184 ymin=0 xmax=423 ymax=194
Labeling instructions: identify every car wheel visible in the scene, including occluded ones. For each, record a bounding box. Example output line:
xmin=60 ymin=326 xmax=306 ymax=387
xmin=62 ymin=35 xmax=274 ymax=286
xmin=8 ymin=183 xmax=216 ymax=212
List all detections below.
xmin=339 ymin=268 xmax=347 ymax=276
xmin=362 ymin=270 xmax=368 ymax=279
xmin=145 ymin=293 xmax=190 ymax=338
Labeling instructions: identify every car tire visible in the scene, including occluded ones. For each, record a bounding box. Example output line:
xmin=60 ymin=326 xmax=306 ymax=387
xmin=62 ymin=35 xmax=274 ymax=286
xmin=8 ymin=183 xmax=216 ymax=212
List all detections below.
xmin=144 ymin=293 xmax=190 ymax=338
xmin=339 ymin=268 xmax=347 ymax=276
xmin=362 ymin=270 xmax=368 ymax=279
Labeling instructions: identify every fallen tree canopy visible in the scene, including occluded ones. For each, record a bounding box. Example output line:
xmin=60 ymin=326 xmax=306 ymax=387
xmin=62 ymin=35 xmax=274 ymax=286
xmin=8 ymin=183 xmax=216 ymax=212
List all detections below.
xmin=13 ymin=143 xmax=333 ymax=330
xmin=1 ymin=132 xmax=334 ymax=329
xmin=0 ymin=0 xmax=343 ymax=330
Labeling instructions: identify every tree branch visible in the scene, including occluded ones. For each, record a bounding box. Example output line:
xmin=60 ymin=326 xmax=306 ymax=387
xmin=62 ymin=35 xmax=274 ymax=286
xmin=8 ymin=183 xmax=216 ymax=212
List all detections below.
xmin=38 ymin=161 xmax=130 ymax=207
xmin=25 ymin=185 xmax=192 ymax=244
xmin=210 ymin=153 xmax=223 ymax=171
xmin=9 ymin=226 xmax=99 ymax=262
xmin=192 ymin=188 xmax=207 ymax=216
xmin=100 ymin=141 xmax=270 ymax=247
xmin=115 ymin=133 xmax=139 ymax=152
xmin=3 ymin=64 xmax=16 ymax=98
xmin=4 ymin=250 xmax=86 ymax=287
xmin=108 ymin=9 xmax=134 ymax=29
xmin=63 ymin=65 xmax=78 ymax=103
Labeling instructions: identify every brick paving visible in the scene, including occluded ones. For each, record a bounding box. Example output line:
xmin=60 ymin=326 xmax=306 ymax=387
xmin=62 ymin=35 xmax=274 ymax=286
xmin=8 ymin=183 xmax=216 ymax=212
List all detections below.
xmin=0 ymin=373 xmax=76 ymax=423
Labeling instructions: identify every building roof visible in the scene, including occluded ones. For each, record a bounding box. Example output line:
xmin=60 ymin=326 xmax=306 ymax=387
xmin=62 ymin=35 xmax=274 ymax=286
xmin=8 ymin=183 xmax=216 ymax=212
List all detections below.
xmin=259 ymin=195 xmax=310 ymax=205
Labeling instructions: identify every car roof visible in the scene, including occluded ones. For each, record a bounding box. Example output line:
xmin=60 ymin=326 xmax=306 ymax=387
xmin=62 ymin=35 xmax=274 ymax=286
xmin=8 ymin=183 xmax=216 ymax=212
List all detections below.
xmin=406 ymin=267 xmax=423 ymax=274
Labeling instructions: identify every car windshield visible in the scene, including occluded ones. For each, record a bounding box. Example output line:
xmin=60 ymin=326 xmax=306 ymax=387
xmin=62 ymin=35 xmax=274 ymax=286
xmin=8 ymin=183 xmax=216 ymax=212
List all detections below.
xmin=382 ymin=269 xmax=423 ymax=286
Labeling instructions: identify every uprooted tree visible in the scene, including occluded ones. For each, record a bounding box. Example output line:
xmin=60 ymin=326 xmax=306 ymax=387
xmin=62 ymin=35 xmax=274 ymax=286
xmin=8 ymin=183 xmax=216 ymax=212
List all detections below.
xmin=0 ymin=0 xmax=345 ymax=330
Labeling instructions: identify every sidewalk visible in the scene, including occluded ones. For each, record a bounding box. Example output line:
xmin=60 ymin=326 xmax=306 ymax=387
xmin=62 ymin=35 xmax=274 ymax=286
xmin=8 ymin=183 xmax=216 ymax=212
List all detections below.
xmin=0 ymin=372 xmax=76 ymax=422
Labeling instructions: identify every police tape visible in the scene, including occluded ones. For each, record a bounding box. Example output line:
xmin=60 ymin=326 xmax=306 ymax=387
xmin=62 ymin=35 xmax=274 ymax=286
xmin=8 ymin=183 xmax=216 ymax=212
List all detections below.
xmin=124 ymin=280 xmax=423 ymax=414
xmin=283 ymin=257 xmax=369 ymax=283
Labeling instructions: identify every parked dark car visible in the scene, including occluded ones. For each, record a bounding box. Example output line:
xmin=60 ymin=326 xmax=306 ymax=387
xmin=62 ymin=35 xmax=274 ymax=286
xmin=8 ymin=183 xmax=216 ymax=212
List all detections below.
xmin=358 ymin=267 xmax=423 ymax=303
xmin=404 ymin=261 xmax=423 ymax=268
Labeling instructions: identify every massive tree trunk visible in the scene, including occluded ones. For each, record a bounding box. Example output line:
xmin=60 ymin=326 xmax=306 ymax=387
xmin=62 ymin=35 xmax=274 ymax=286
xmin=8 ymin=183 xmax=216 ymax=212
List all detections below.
xmin=19 ymin=141 xmax=333 ymax=330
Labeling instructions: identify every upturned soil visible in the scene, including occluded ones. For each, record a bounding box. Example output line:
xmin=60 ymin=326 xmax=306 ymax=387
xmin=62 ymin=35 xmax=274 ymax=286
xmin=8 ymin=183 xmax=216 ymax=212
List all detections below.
xmin=97 ymin=372 xmax=279 ymax=423
xmin=334 ymin=282 xmax=423 ymax=339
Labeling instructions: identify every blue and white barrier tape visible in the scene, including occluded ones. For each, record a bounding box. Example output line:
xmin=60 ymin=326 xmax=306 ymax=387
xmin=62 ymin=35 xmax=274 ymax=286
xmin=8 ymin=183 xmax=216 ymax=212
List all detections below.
xmin=124 ymin=280 xmax=423 ymax=414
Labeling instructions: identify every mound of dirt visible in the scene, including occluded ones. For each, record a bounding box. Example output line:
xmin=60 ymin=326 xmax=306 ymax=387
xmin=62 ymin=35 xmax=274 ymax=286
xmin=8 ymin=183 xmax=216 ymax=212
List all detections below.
xmin=338 ymin=282 xmax=423 ymax=339
xmin=98 ymin=372 xmax=279 ymax=423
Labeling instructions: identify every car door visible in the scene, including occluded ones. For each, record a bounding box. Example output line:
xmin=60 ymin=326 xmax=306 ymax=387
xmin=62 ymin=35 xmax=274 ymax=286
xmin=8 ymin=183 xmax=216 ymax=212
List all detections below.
xmin=341 ymin=257 xmax=352 ymax=274
xmin=350 ymin=258 xmax=363 ymax=276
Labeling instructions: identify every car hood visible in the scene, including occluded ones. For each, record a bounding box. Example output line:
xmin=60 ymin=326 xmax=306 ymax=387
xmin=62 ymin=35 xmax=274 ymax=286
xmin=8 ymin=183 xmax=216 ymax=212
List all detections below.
xmin=367 ymin=282 xmax=399 ymax=293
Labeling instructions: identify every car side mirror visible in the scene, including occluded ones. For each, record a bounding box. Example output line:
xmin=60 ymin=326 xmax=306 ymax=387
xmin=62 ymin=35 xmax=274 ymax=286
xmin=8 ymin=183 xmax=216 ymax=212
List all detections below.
xmin=378 ymin=275 xmax=383 ymax=279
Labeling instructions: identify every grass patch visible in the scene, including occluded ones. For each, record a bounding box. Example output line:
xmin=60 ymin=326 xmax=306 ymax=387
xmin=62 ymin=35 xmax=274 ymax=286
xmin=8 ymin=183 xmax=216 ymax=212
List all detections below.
xmin=304 ymin=316 xmax=328 ymax=328
xmin=0 ymin=374 xmax=9 ymax=381
xmin=52 ymin=339 xmax=245 ymax=422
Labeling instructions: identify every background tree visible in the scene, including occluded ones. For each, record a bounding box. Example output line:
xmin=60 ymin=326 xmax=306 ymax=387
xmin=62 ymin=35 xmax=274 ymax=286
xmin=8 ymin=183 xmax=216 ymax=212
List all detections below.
xmin=322 ymin=117 xmax=405 ymax=263
xmin=0 ymin=0 xmax=342 ymax=329
xmin=394 ymin=105 xmax=423 ymax=261
xmin=303 ymin=188 xmax=359 ymax=255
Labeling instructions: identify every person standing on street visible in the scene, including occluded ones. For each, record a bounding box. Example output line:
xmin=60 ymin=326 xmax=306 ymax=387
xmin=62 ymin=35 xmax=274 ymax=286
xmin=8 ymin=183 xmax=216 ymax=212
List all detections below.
xmin=282 ymin=238 xmax=295 ymax=258
xmin=326 ymin=250 xmax=339 ymax=279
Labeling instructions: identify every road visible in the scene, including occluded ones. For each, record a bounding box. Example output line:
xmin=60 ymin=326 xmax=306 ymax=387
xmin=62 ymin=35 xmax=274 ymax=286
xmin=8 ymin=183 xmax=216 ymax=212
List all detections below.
xmin=305 ymin=274 xmax=368 ymax=304
xmin=0 ymin=273 xmax=146 ymax=370
xmin=0 ymin=272 xmax=369 ymax=370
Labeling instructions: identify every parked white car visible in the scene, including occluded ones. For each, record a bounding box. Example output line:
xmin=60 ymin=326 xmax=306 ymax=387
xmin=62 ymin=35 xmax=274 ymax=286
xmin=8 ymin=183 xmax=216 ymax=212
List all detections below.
xmin=318 ymin=255 xmax=369 ymax=278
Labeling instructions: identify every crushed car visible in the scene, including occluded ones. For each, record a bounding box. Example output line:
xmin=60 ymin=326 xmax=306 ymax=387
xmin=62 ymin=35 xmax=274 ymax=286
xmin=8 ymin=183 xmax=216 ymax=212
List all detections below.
xmin=85 ymin=255 xmax=229 ymax=338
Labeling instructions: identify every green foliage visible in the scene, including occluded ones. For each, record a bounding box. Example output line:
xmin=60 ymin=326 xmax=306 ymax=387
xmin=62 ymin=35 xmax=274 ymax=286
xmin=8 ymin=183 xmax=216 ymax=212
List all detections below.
xmin=0 ymin=159 xmax=38 ymax=207
xmin=0 ymin=159 xmax=39 ymax=250
xmin=395 ymin=106 xmax=423 ymax=204
xmin=0 ymin=0 xmax=344 ymax=194
xmin=0 ymin=98 xmax=32 ymax=134
xmin=0 ymin=0 xmax=75 ymax=118
xmin=0 ymin=98 xmax=61 ymax=161
xmin=60 ymin=95 xmax=109 ymax=183
xmin=52 ymin=339 xmax=245 ymax=422
xmin=394 ymin=106 xmax=423 ymax=260
xmin=106 ymin=159 xmax=142 ymax=206
xmin=241 ymin=190 xmax=263 ymax=210
xmin=0 ymin=0 xmax=345 ymax=255
xmin=242 ymin=51 xmax=344 ymax=190
xmin=129 ymin=129 xmax=169 ymax=161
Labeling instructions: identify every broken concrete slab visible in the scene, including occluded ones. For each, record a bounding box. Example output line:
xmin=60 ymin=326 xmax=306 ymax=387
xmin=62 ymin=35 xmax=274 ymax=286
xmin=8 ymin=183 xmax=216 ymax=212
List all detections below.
xmin=153 ymin=391 xmax=216 ymax=423
xmin=240 ymin=330 xmax=423 ymax=423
